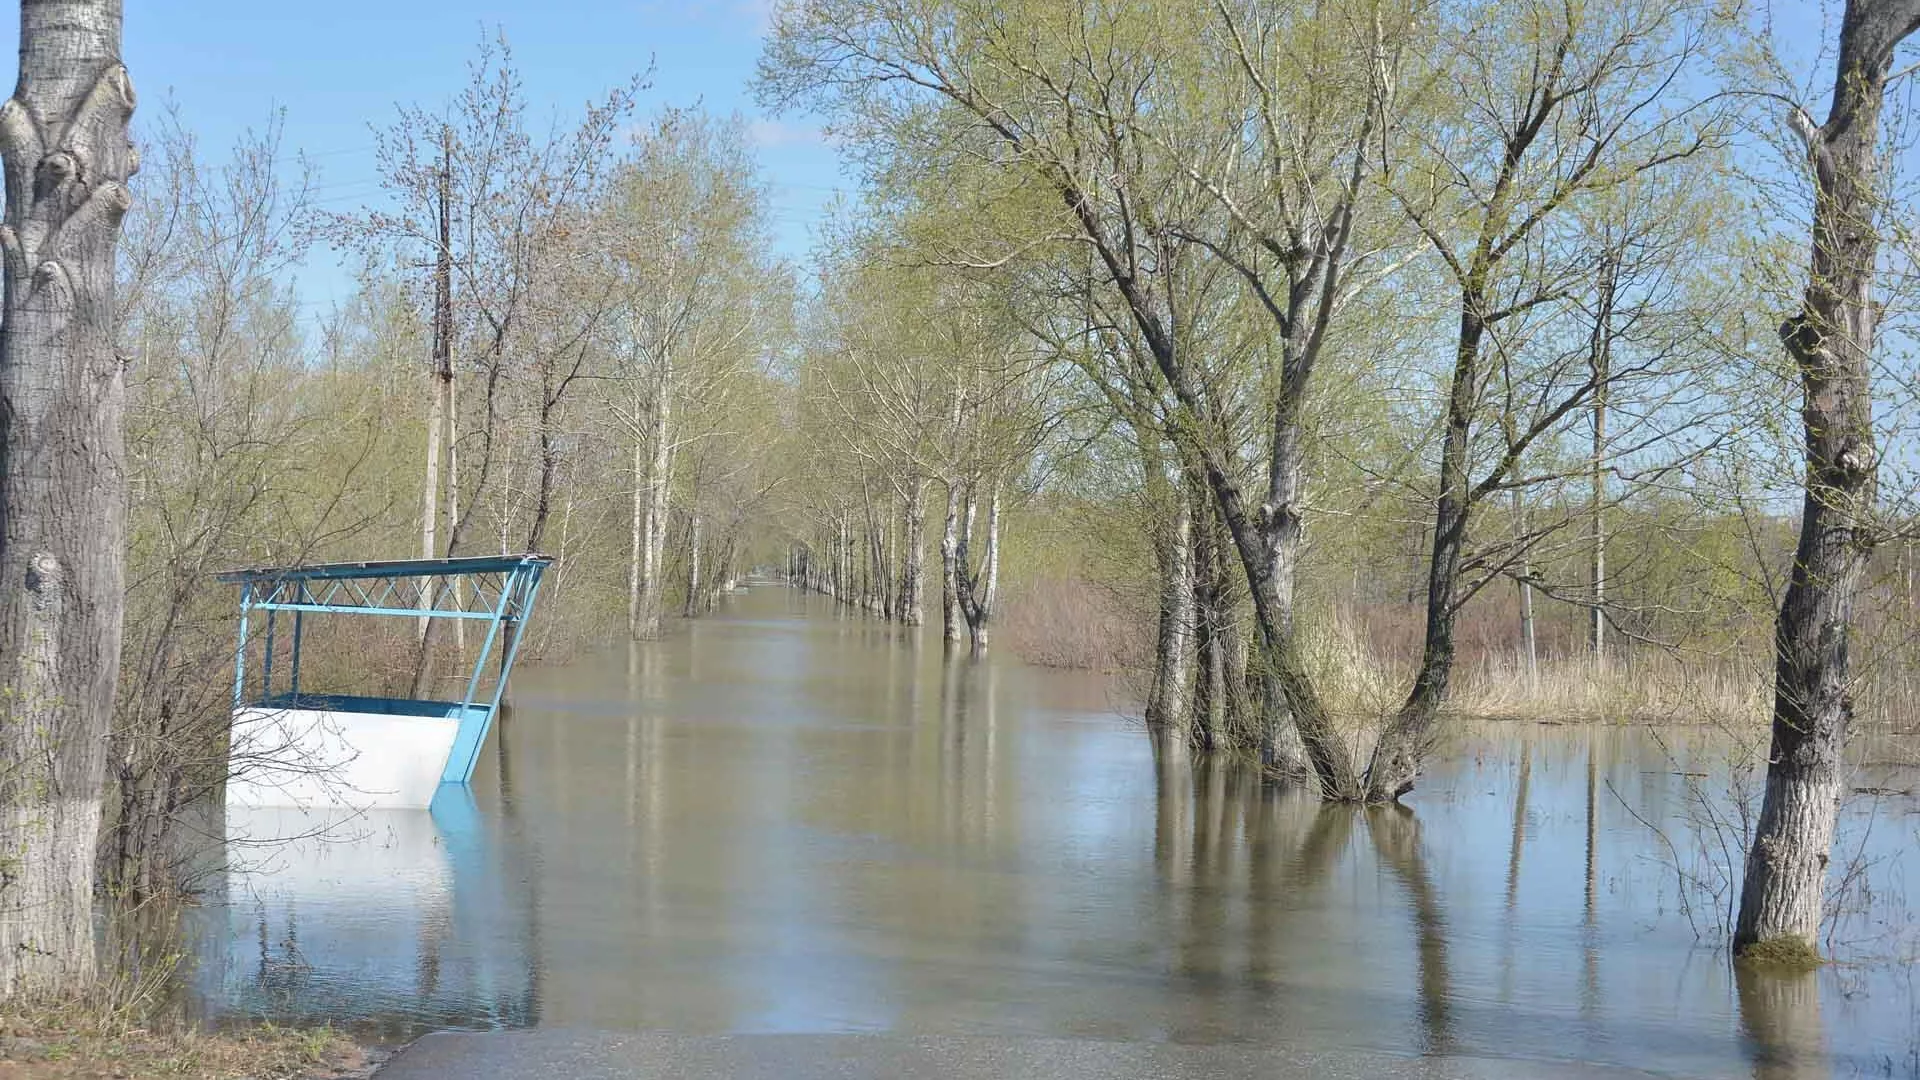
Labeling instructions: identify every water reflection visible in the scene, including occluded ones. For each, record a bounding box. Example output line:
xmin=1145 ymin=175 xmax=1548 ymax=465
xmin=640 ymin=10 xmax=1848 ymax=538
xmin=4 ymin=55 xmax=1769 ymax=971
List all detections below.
xmin=1367 ymin=804 xmax=1455 ymax=1057
xmin=197 ymin=796 xmax=537 ymax=1039
xmin=1738 ymin=965 xmax=1830 ymax=1080
xmin=189 ymin=586 xmax=1919 ymax=1077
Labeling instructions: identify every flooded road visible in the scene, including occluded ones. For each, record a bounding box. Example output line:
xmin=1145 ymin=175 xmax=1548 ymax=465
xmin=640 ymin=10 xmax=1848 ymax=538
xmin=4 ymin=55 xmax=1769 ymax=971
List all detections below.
xmin=193 ymin=586 xmax=1920 ymax=1078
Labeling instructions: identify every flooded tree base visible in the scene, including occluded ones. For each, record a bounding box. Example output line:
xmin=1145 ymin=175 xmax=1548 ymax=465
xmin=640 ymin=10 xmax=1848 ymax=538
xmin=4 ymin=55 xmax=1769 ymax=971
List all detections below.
xmin=1736 ymin=936 xmax=1825 ymax=971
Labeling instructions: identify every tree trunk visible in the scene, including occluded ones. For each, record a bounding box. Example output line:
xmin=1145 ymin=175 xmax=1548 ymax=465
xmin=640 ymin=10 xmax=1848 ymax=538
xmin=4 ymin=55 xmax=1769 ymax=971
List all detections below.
xmin=971 ymin=477 xmax=1000 ymax=652
xmin=860 ymin=481 xmax=884 ymax=616
xmin=1197 ymin=438 xmax=1329 ymax=789
xmin=1220 ymin=594 xmax=1253 ymax=749
xmin=1736 ymin=0 xmax=1917 ymax=956
xmin=420 ymin=373 xmax=449 ymax=627
xmin=627 ymin=419 xmax=644 ymax=637
xmin=635 ymin=369 xmax=671 ymax=639
xmin=419 ymin=364 xmax=448 ymax=640
xmin=0 ymin=0 xmax=136 ymax=994
xmin=684 ymin=513 xmax=702 ymax=618
xmin=855 ymin=519 xmax=869 ymax=611
xmin=898 ymin=477 xmax=927 ymax=625
xmin=881 ymin=495 xmax=896 ymax=620
xmin=1145 ymin=467 xmax=1195 ymax=739
xmin=1193 ymin=499 xmax=1225 ymax=750
xmin=1515 ymin=487 xmax=1538 ymax=693
xmin=443 ymin=337 xmax=504 ymax=562
xmin=525 ymin=368 xmax=562 ymax=552
xmin=445 ymin=369 xmax=465 ymax=649
xmin=1366 ymin=305 xmax=1485 ymax=801
xmin=1588 ymin=255 xmax=1615 ymax=671
xmin=941 ymin=478 xmax=962 ymax=644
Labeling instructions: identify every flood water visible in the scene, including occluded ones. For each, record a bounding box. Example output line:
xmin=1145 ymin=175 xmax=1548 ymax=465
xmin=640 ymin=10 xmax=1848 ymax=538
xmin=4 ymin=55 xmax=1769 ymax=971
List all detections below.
xmin=191 ymin=585 xmax=1920 ymax=1078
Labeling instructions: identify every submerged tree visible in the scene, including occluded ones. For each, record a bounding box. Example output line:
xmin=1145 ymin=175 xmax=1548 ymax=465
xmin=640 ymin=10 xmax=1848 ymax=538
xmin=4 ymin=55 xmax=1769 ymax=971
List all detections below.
xmin=599 ymin=110 xmax=780 ymax=638
xmin=1364 ymin=0 xmax=1727 ymax=799
xmin=760 ymin=0 xmax=1393 ymax=786
xmin=1734 ymin=0 xmax=1920 ymax=960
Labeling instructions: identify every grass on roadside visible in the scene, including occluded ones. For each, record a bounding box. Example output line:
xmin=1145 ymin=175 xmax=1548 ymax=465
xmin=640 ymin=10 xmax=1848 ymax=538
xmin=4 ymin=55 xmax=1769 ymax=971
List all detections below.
xmin=0 ymin=1004 xmax=367 ymax=1080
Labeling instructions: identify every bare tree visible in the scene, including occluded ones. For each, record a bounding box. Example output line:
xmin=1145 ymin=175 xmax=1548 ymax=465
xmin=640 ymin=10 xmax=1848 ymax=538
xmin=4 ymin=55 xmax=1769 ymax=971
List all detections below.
xmin=1734 ymin=0 xmax=1920 ymax=959
xmin=1365 ymin=0 xmax=1723 ymax=799
xmin=344 ymin=34 xmax=639 ymax=562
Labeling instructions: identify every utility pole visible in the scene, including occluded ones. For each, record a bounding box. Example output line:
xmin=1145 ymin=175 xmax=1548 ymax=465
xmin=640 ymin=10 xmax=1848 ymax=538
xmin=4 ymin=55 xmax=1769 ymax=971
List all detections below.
xmin=417 ymin=126 xmax=456 ymax=660
xmin=423 ymin=128 xmax=454 ymax=567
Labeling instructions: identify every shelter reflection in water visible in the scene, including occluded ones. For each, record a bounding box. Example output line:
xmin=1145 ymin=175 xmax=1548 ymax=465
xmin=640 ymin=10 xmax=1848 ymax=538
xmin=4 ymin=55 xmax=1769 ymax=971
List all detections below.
xmin=195 ymin=790 xmax=539 ymax=1038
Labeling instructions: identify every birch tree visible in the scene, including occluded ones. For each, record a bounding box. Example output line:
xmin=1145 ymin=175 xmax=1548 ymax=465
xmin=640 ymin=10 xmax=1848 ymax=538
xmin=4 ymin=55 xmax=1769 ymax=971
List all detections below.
xmin=601 ymin=110 xmax=776 ymax=638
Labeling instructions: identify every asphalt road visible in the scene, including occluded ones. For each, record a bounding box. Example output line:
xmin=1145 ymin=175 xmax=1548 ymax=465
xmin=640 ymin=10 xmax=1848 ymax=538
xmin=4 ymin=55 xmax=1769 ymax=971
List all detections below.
xmin=372 ymin=1033 xmax=1676 ymax=1080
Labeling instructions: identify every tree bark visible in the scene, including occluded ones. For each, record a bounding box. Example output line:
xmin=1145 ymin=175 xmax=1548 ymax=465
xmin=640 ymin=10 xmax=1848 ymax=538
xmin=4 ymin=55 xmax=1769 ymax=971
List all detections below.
xmin=1198 ymin=438 xmax=1335 ymax=789
xmin=0 ymin=0 xmax=136 ymax=994
xmin=860 ymin=481 xmax=885 ymax=616
xmin=421 ymin=122 xmax=453 ymax=584
xmin=1515 ymin=486 xmax=1538 ymax=692
xmin=1735 ymin=0 xmax=1920 ymax=958
xmin=1220 ymin=594 xmax=1253 ymax=749
xmin=445 ymin=371 xmax=465 ymax=650
xmin=880 ymin=494 xmax=896 ymax=620
xmin=684 ymin=512 xmax=703 ymax=618
xmin=526 ymin=392 xmax=559 ymax=553
xmin=940 ymin=478 xmax=962 ymax=644
xmin=1588 ymin=255 xmax=1616 ymax=670
xmin=898 ymin=477 xmax=927 ymax=625
xmin=627 ymin=417 xmax=644 ymax=636
xmin=1145 ymin=462 xmax=1195 ymax=740
xmin=971 ymin=477 xmax=1000 ymax=651
xmin=1193 ymin=496 xmax=1225 ymax=750
xmin=634 ymin=366 xmax=671 ymax=639
xmin=419 ymin=363 xmax=448 ymax=639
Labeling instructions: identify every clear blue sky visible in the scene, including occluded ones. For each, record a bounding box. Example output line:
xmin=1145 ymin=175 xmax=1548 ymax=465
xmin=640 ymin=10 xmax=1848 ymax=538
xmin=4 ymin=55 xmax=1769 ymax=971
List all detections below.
xmin=2 ymin=0 xmax=851 ymax=317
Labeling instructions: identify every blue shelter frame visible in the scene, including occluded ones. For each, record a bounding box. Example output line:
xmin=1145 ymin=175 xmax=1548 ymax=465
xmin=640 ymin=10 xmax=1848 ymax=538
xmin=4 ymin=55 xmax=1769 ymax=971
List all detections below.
xmin=219 ymin=554 xmax=553 ymax=785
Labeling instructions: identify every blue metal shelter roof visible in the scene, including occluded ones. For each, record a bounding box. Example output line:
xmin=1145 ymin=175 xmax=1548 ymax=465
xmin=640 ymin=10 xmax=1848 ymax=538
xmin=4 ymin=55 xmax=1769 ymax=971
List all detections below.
xmin=217 ymin=553 xmax=552 ymax=584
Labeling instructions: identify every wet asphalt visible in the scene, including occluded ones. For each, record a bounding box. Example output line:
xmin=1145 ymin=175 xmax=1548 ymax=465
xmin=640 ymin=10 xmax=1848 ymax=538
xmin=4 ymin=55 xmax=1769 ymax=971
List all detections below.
xmin=373 ymin=1032 xmax=1675 ymax=1079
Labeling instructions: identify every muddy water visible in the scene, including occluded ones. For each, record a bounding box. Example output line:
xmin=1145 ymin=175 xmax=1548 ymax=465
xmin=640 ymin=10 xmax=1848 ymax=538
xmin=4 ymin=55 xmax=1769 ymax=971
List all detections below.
xmin=192 ymin=585 xmax=1920 ymax=1078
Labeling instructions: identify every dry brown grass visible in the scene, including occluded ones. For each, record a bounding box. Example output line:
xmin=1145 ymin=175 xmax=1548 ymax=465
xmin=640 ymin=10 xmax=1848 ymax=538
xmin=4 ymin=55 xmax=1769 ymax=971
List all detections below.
xmin=1277 ymin=606 xmax=1768 ymax=734
xmin=973 ymin=573 xmax=1920 ymax=756
xmin=1291 ymin=603 xmax=1764 ymax=728
xmin=1000 ymin=574 xmax=1147 ymax=672
xmin=1448 ymin=651 xmax=1765 ymax=726
xmin=0 ymin=1004 xmax=367 ymax=1080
